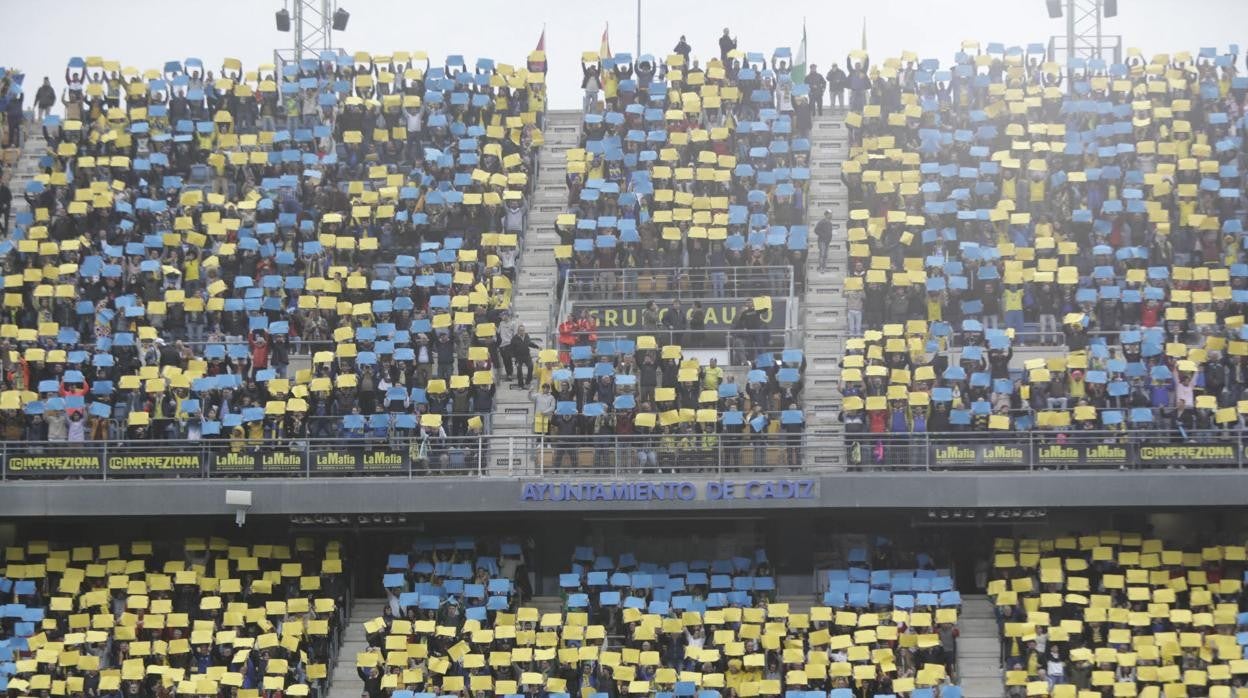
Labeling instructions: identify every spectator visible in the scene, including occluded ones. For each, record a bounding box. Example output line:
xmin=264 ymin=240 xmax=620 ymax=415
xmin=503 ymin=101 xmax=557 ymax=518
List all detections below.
xmin=718 ymin=28 xmax=737 ymax=65
xmin=581 ymin=61 xmax=602 ymax=113
xmin=34 ymin=76 xmax=55 ymax=123
xmin=510 ymin=324 xmax=539 ymax=388
xmin=673 ymin=35 xmax=692 ymax=63
xmin=5 ymin=86 xmax=21 ymax=147
xmin=0 ymin=176 xmax=10 ymax=232
xmin=826 ymin=63 xmax=847 ymax=107
xmin=663 ymin=299 xmax=687 ymax=346
xmin=815 ymin=209 xmax=834 ymax=271
xmin=805 ymin=64 xmax=826 ymax=115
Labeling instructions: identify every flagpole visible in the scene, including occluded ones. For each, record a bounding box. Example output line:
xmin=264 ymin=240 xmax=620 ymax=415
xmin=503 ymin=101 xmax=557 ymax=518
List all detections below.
xmin=636 ymin=0 xmax=641 ymax=59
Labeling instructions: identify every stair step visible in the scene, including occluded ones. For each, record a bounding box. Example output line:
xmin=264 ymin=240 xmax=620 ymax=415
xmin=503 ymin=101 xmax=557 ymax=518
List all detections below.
xmin=959 ymin=676 xmax=1004 ymax=698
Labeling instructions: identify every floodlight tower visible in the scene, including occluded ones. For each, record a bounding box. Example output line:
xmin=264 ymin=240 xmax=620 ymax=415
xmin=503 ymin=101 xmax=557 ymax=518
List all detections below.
xmin=1046 ymin=0 xmax=1122 ymax=75
xmin=275 ymin=0 xmax=350 ymax=69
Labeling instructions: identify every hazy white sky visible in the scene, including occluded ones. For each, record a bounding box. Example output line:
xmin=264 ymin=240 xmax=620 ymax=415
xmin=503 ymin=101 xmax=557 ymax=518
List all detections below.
xmin=5 ymin=0 xmax=1248 ymax=110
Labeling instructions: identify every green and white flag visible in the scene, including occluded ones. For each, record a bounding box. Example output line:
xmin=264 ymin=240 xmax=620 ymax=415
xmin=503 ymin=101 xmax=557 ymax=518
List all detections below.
xmin=791 ymin=21 xmax=807 ymax=83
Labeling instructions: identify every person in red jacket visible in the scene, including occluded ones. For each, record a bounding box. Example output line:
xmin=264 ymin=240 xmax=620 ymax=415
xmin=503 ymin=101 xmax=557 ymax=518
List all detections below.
xmin=574 ymin=309 xmax=598 ymax=346
xmin=867 ymin=401 xmax=888 ymax=464
xmin=59 ymin=376 xmax=90 ymax=418
xmin=248 ymin=330 xmax=270 ymax=380
xmin=557 ymin=315 xmax=577 ymax=364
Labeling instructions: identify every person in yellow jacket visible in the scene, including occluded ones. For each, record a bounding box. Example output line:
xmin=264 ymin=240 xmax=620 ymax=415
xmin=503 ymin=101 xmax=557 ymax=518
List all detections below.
xmin=725 ymin=659 xmax=761 ymax=693
xmin=698 ymin=423 xmax=718 ymax=471
xmin=1003 ymin=283 xmax=1025 ymax=336
xmin=701 ymin=358 xmax=724 ymax=391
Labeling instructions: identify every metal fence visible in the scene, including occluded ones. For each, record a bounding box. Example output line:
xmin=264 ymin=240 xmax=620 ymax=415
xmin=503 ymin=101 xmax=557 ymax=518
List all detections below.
xmin=577 ymin=327 xmax=806 ymax=362
xmin=0 ymin=429 xmax=1244 ymax=480
xmin=553 ymin=265 xmax=800 ymax=361
xmin=561 ymin=266 xmax=795 ymax=304
xmin=83 ymin=413 xmax=495 ymax=441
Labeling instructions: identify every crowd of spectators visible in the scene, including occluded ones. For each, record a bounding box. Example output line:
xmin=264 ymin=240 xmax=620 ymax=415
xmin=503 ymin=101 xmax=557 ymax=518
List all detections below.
xmin=0 ymin=50 xmax=548 ymax=448
xmin=379 ymin=538 xmax=534 ymax=623
xmin=556 ymin=547 xmax=778 ymax=619
xmin=989 ymin=532 xmax=1248 ymax=698
xmin=358 ymin=541 xmax=963 ymax=698
xmin=819 ymin=546 xmax=963 ymax=683
xmin=529 ymin=337 xmax=806 ymax=471
xmin=0 ymin=537 xmax=348 ymax=698
xmin=562 ymin=37 xmax=812 ymax=314
xmin=527 ymin=34 xmax=817 ymax=471
xmin=837 ymin=42 xmax=1248 ymax=449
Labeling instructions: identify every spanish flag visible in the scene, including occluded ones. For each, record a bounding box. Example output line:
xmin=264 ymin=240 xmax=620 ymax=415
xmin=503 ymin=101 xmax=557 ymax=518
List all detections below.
xmin=599 ymin=23 xmax=612 ymax=60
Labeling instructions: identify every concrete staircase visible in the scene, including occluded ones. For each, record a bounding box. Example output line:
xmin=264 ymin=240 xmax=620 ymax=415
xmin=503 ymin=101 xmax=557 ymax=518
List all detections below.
xmin=4 ymin=125 xmax=46 ymax=237
xmin=488 ymin=110 xmax=581 ymax=469
xmin=800 ymin=114 xmax=850 ymax=469
xmin=775 ymin=594 xmax=815 ymax=617
xmin=957 ymin=594 xmax=1004 ymax=698
xmin=326 ymin=598 xmax=388 ymax=698
xmin=527 ymin=595 xmax=565 ymax=615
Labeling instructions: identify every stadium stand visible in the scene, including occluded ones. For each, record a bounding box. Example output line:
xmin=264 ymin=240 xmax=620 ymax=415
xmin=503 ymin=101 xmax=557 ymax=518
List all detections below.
xmin=0 ymin=51 xmax=547 ymax=451
xmin=0 ymin=537 xmax=348 ymax=698
xmin=836 ymin=42 xmax=1248 ymax=464
xmin=355 ymin=542 xmax=964 ymax=698
xmin=531 ymin=42 xmax=814 ymax=465
xmin=565 ymin=47 xmax=812 ymax=300
xmin=378 ymin=537 xmax=533 ymax=619
xmin=988 ymin=532 xmax=1248 ymax=698
xmin=532 ymin=340 xmax=806 ymax=472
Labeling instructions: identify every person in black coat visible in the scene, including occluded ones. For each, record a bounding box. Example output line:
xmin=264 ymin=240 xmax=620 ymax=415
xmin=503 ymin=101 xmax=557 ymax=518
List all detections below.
xmin=508 ymin=325 xmax=540 ymax=388
xmin=673 ymin=36 xmax=692 ymax=63
xmin=357 ymin=665 xmax=382 ymax=698
xmin=805 ymin=66 xmax=826 ymax=115
xmin=718 ymin=29 xmax=737 ymax=65
xmin=0 ymin=179 xmax=10 ymax=233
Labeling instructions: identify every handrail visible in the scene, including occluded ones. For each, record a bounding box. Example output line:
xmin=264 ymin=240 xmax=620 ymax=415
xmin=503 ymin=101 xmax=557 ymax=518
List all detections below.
xmin=562 ymin=265 xmax=795 ymax=301
xmin=0 ymin=429 xmax=1241 ymax=480
xmin=559 ymin=327 xmax=805 ymax=358
xmin=556 ymin=266 xmax=797 ymax=346
xmin=76 ymin=413 xmax=496 ymax=440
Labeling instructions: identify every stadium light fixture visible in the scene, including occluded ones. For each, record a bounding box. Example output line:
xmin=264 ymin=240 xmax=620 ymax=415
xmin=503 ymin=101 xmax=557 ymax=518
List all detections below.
xmin=1045 ymin=0 xmax=1122 ymax=80
xmin=276 ymin=1 xmax=347 ymax=66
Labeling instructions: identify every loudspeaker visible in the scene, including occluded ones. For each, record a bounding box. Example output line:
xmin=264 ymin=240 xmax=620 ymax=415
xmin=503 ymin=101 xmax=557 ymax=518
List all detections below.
xmin=275 ymin=8 xmax=291 ymax=31
xmin=1103 ymin=0 xmax=1117 ymax=17
xmin=333 ymin=7 xmax=350 ymax=30
xmin=1046 ymin=0 xmax=1063 ymax=17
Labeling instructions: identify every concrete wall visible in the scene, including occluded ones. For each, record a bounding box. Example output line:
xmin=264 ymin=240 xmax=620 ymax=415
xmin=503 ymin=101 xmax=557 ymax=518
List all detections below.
xmin=1 ymin=471 xmax=1246 ymax=517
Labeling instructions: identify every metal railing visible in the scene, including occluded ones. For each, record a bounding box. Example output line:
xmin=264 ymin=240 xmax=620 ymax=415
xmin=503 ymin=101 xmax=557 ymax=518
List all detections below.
xmin=81 ymin=413 xmax=495 ymax=440
xmin=561 ymin=266 xmax=795 ymax=304
xmin=567 ymin=327 xmax=806 ymax=361
xmin=556 ymin=266 xmax=795 ymax=342
xmin=553 ymin=265 xmax=800 ymax=360
xmin=0 ymin=429 xmax=1243 ymax=480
